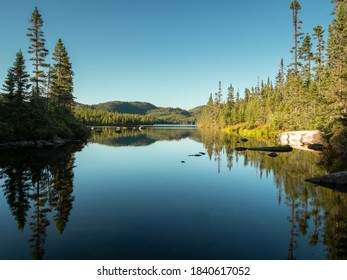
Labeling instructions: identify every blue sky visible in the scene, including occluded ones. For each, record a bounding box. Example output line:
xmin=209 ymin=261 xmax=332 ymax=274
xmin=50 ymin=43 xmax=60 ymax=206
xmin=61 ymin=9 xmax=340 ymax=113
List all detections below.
xmin=0 ymin=0 xmax=334 ymax=110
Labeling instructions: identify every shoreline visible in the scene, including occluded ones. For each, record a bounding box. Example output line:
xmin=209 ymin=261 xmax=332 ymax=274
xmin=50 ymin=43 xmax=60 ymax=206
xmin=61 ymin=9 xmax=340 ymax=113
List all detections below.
xmin=0 ymin=137 xmax=84 ymax=150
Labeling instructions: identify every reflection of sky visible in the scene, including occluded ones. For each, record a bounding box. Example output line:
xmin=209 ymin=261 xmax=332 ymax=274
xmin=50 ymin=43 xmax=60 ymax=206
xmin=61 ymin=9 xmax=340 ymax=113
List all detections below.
xmin=68 ymin=137 xmax=325 ymax=259
xmin=0 ymin=135 xmax=327 ymax=259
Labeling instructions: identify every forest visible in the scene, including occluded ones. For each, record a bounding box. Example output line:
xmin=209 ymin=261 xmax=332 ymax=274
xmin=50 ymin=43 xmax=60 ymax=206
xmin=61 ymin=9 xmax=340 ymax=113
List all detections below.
xmin=0 ymin=7 xmax=89 ymax=143
xmin=198 ymin=0 xmax=347 ymax=160
xmin=74 ymin=101 xmax=201 ymax=126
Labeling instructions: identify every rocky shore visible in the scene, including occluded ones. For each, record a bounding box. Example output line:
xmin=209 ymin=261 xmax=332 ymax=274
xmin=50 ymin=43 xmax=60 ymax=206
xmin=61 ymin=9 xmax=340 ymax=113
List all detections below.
xmin=0 ymin=137 xmax=82 ymax=149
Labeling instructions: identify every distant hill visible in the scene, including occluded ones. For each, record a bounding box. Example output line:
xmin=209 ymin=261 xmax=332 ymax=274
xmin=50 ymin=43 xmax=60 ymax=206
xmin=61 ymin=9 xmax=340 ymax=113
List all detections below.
xmin=189 ymin=105 xmax=206 ymax=117
xmin=75 ymin=100 xmax=204 ymax=125
xmin=91 ymin=101 xmax=157 ymax=115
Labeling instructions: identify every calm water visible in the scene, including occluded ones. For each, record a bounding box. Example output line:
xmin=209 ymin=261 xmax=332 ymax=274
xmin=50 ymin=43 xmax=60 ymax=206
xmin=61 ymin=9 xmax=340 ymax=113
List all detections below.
xmin=0 ymin=127 xmax=346 ymax=260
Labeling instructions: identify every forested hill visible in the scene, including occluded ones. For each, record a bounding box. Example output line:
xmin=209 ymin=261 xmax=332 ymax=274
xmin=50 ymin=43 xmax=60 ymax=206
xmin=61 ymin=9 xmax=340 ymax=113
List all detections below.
xmin=90 ymin=101 xmax=157 ymax=114
xmin=74 ymin=101 xmax=204 ymax=125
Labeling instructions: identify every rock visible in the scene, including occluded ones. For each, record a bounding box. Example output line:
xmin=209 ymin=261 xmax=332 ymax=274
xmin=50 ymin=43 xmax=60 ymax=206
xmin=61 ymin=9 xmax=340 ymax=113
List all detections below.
xmin=235 ymin=147 xmax=248 ymax=151
xmin=181 ymin=161 xmax=185 ymax=163
xmin=53 ymin=138 xmax=66 ymax=146
xmin=308 ymin=143 xmax=324 ymax=151
xmin=14 ymin=140 xmax=36 ymax=147
xmin=199 ymin=152 xmax=206 ymax=155
xmin=241 ymin=138 xmax=249 ymax=142
xmin=0 ymin=143 xmax=12 ymax=149
xmin=248 ymin=145 xmax=293 ymax=152
xmin=188 ymin=154 xmax=202 ymax=157
xmin=305 ymin=171 xmax=347 ymax=187
xmin=268 ymin=152 xmax=278 ymax=157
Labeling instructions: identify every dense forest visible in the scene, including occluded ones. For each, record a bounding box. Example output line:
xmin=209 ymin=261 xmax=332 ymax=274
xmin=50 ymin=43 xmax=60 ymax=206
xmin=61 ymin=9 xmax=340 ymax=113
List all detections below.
xmin=198 ymin=0 xmax=347 ymax=157
xmin=74 ymin=101 xmax=202 ymax=125
xmin=0 ymin=7 xmax=89 ymax=143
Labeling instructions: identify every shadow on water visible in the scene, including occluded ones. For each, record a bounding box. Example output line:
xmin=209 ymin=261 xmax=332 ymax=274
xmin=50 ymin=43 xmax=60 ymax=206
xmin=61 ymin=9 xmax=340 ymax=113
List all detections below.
xmin=0 ymin=143 xmax=85 ymax=259
xmin=1 ymin=128 xmax=347 ymax=259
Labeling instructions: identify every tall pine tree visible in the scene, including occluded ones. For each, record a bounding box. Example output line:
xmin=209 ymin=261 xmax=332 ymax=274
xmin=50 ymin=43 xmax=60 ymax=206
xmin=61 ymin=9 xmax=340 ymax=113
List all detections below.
xmin=27 ymin=7 xmax=49 ymax=98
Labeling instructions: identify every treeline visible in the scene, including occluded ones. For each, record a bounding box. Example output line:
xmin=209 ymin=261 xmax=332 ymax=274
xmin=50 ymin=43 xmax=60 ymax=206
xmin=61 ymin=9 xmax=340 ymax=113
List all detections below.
xmin=199 ymin=0 xmax=347 ymax=147
xmin=0 ymin=7 xmax=89 ymax=143
xmin=74 ymin=104 xmax=199 ymax=126
xmin=74 ymin=105 xmax=154 ymax=126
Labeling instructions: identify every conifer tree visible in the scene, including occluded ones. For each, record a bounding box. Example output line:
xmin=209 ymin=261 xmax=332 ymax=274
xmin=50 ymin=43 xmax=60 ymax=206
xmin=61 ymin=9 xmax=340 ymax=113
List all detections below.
xmin=299 ymin=33 xmax=313 ymax=85
xmin=50 ymin=39 xmax=74 ymax=110
xmin=2 ymin=68 xmax=15 ymax=97
xmin=290 ymin=0 xmax=303 ymax=74
xmin=312 ymin=25 xmax=325 ymax=91
xmin=27 ymin=7 xmax=49 ymax=97
xmin=2 ymin=51 xmax=30 ymax=104
xmin=326 ymin=1 xmax=347 ymax=114
xmin=275 ymin=58 xmax=285 ymax=88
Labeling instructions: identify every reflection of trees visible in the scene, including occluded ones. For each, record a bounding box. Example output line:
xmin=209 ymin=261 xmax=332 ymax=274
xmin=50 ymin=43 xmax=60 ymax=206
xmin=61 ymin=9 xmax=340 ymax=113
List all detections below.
xmin=0 ymin=144 xmax=82 ymax=259
xmin=90 ymin=127 xmax=201 ymax=147
xmin=200 ymin=129 xmax=347 ymax=259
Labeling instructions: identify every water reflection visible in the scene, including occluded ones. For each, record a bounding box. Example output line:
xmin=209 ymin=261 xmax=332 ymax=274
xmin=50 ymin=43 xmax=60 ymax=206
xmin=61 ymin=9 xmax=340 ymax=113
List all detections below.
xmin=0 ymin=143 xmax=84 ymax=259
xmin=1 ymin=128 xmax=347 ymax=259
xmin=90 ymin=126 xmax=201 ymax=147
xmin=199 ymin=129 xmax=347 ymax=260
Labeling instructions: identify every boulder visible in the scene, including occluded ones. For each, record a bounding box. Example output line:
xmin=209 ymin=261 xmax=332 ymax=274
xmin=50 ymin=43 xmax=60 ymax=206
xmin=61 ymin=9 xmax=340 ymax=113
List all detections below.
xmin=308 ymin=143 xmax=324 ymax=151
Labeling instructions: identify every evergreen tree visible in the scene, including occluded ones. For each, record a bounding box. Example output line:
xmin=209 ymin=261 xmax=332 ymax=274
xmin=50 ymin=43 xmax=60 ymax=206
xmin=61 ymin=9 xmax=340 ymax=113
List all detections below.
xmin=275 ymin=58 xmax=285 ymax=88
xmin=1 ymin=51 xmax=31 ymax=132
xmin=50 ymin=39 xmax=74 ymax=110
xmin=290 ymin=0 xmax=303 ymax=74
xmin=27 ymin=7 xmax=49 ymax=97
xmin=299 ymin=33 xmax=313 ymax=85
xmin=312 ymin=25 xmax=325 ymax=91
xmin=326 ymin=1 xmax=347 ymax=114
xmin=227 ymin=83 xmax=235 ymax=105
xmin=2 ymin=68 xmax=15 ymax=97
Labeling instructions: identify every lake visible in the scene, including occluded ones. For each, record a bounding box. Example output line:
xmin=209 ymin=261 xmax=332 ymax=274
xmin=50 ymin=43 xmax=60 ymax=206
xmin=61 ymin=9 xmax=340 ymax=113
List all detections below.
xmin=0 ymin=127 xmax=346 ymax=260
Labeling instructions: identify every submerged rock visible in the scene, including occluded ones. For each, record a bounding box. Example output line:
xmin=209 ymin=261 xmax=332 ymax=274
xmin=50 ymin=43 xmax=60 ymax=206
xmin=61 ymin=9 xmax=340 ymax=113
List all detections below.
xmin=268 ymin=152 xmax=278 ymax=157
xmin=248 ymin=145 xmax=293 ymax=152
xmin=235 ymin=147 xmax=248 ymax=151
xmin=241 ymin=138 xmax=249 ymax=142
xmin=305 ymin=171 xmax=347 ymax=190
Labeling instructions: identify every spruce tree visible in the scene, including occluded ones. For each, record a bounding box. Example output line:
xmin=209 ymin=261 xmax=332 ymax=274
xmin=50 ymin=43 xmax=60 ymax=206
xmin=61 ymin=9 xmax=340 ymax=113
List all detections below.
xmin=326 ymin=1 xmax=347 ymax=114
xmin=312 ymin=25 xmax=325 ymax=91
xmin=1 ymin=51 xmax=31 ymax=135
xmin=299 ymin=33 xmax=313 ymax=85
xmin=290 ymin=0 xmax=303 ymax=74
xmin=27 ymin=7 xmax=49 ymax=97
xmin=275 ymin=58 xmax=285 ymax=87
xmin=2 ymin=50 xmax=30 ymax=104
xmin=50 ymin=39 xmax=74 ymax=110
xmin=2 ymin=68 xmax=16 ymax=97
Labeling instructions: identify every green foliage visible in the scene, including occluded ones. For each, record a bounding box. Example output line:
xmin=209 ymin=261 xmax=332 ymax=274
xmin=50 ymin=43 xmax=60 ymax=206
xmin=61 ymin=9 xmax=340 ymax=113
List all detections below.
xmin=0 ymin=7 xmax=89 ymax=143
xmin=50 ymin=39 xmax=74 ymax=109
xmin=92 ymin=101 xmax=157 ymax=114
xmin=75 ymin=101 xmax=201 ymax=125
xmin=198 ymin=0 xmax=347 ymax=158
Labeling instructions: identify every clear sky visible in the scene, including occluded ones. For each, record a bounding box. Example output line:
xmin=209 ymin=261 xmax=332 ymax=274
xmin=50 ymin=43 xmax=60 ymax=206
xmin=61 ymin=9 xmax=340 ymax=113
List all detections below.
xmin=0 ymin=0 xmax=334 ymax=110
